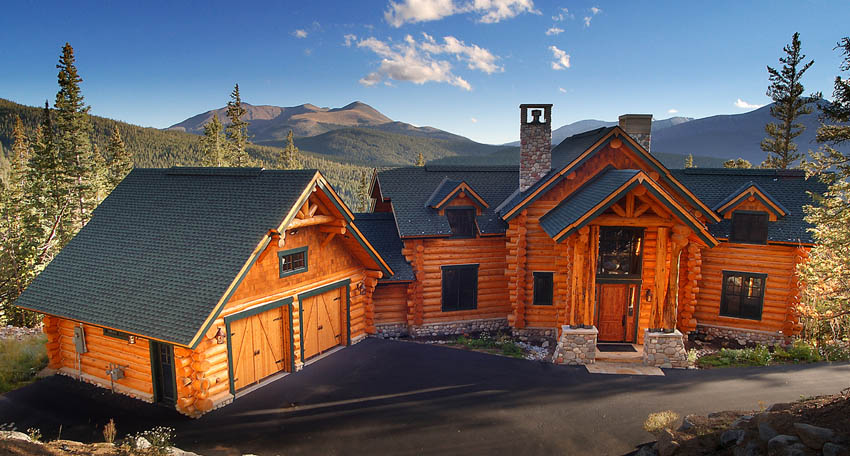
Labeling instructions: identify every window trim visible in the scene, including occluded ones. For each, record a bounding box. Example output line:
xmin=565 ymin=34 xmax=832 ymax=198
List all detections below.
xmin=440 ymin=264 xmax=479 ymax=312
xmin=719 ymin=270 xmax=767 ymax=321
xmin=532 ymin=272 xmax=554 ymax=306
xmin=278 ymin=246 xmax=309 ymax=278
xmin=445 ymin=206 xmax=477 ymax=239
xmin=729 ymin=210 xmax=769 ymax=245
xmin=103 ymin=328 xmax=132 ymax=341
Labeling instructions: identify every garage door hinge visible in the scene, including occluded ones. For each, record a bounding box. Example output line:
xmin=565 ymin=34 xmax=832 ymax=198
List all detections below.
xmin=254 ymin=350 xmax=260 ymax=356
xmin=276 ymin=359 xmax=283 ymax=363
xmin=334 ymin=297 xmax=341 ymax=301
xmin=273 ymin=317 xmax=283 ymax=321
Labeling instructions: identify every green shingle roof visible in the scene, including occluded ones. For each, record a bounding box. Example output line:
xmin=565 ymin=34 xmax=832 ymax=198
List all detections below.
xmin=15 ymin=167 xmax=319 ymax=346
xmin=352 ymin=213 xmax=414 ymax=282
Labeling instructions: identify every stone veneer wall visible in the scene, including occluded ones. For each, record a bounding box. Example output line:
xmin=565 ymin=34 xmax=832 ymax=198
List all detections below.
xmin=694 ymin=324 xmax=787 ymax=347
xmin=552 ymin=326 xmax=597 ymax=365
xmin=409 ymin=318 xmax=508 ymax=338
xmin=643 ymin=330 xmax=688 ymax=369
xmin=512 ymin=327 xmax=557 ymax=344
xmin=372 ymin=323 xmax=409 ymax=339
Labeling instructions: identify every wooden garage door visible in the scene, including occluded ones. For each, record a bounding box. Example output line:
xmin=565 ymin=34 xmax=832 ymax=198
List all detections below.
xmin=301 ymin=287 xmax=344 ymax=361
xmin=230 ymin=305 xmax=289 ymax=391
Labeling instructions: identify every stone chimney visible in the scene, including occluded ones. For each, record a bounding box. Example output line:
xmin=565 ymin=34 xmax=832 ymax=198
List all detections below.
xmin=519 ymin=104 xmax=553 ymax=192
xmin=618 ymin=114 xmax=653 ymax=152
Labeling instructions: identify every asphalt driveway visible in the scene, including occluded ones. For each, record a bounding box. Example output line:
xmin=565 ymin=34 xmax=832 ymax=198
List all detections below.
xmin=1 ymin=339 xmax=848 ymax=455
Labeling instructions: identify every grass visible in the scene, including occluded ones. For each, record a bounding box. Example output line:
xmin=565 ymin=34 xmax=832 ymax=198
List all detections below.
xmin=696 ymin=340 xmax=848 ymax=368
xmin=453 ymin=333 xmax=526 ymax=359
xmin=0 ymin=335 xmax=47 ymax=393
xmin=643 ymin=410 xmax=680 ymax=436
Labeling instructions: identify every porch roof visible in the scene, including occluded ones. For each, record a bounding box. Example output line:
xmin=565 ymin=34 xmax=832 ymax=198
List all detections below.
xmin=539 ymin=168 xmax=718 ymax=246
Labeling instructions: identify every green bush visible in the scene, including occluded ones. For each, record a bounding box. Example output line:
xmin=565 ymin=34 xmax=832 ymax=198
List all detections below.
xmin=773 ymin=340 xmax=823 ymax=363
xmin=0 ymin=335 xmax=47 ymax=393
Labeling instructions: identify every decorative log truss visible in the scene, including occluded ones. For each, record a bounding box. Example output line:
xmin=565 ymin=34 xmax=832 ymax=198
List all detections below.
xmin=280 ymin=191 xmax=347 ymax=249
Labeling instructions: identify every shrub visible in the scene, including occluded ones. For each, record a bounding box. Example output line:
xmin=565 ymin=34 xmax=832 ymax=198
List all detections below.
xmin=499 ymin=341 xmax=524 ymax=358
xmin=25 ymin=427 xmax=41 ymax=442
xmin=103 ymin=419 xmax=117 ymax=444
xmin=0 ymin=335 xmax=48 ymax=393
xmin=644 ymin=410 xmax=680 ymax=436
xmin=123 ymin=426 xmax=175 ymax=456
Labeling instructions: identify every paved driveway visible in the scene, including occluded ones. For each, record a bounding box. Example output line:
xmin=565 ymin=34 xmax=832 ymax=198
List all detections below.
xmin=1 ymin=339 xmax=848 ymax=455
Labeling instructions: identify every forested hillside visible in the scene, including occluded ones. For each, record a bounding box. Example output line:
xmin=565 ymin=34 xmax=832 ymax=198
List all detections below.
xmin=0 ymin=98 xmax=369 ymax=205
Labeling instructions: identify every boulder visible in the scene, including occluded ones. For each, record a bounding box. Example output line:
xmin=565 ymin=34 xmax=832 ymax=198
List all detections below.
xmin=759 ymin=422 xmax=779 ymax=442
xmin=168 ymin=447 xmax=203 ymax=456
xmin=732 ymin=415 xmax=754 ymax=429
xmin=722 ymin=429 xmax=747 ymax=447
xmin=793 ymin=423 xmax=837 ymax=450
xmin=823 ymin=443 xmax=850 ymax=456
xmin=135 ymin=436 xmax=152 ymax=449
xmin=678 ymin=415 xmax=696 ymax=432
xmin=734 ymin=439 xmax=765 ymax=456
xmin=767 ymin=435 xmax=814 ymax=456
xmin=656 ymin=429 xmax=680 ymax=456
xmin=635 ymin=445 xmax=659 ymax=456
xmin=0 ymin=431 xmax=32 ymax=442
xmin=766 ymin=403 xmax=792 ymax=412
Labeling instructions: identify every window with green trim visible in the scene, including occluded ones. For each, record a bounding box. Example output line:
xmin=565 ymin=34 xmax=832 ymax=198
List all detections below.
xmin=533 ymin=272 xmax=554 ymax=306
xmin=279 ymin=247 xmax=308 ymax=278
xmin=720 ymin=271 xmax=766 ymax=320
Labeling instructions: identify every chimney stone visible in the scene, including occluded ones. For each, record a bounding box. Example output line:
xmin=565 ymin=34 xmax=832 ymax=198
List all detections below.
xmin=519 ymin=104 xmax=553 ymax=192
xmin=618 ymin=114 xmax=653 ymax=152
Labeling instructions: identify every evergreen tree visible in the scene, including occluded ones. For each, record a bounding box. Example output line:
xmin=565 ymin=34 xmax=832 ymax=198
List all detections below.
xmin=800 ymin=37 xmax=850 ymax=341
xmin=723 ymin=158 xmax=752 ymax=169
xmin=54 ymin=43 xmax=98 ymax=235
xmin=200 ymin=114 xmax=228 ymax=166
xmin=106 ymin=125 xmax=133 ymax=188
xmin=684 ymin=154 xmax=694 ymax=168
xmin=761 ymin=32 xmax=814 ymax=169
xmin=279 ymin=130 xmax=301 ymax=169
xmin=416 ymin=152 xmax=425 ymax=166
xmin=356 ymin=170 xmax=370 ymax=212
xmin=225 ymin=84 xmax=251 ymax=166
xmin=27 ymin=101 xmax=66 ymax=248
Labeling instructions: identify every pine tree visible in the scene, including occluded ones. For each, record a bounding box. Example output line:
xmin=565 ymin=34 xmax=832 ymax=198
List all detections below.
xmin=723 ymin=158 xmax=752 ymax=169
xmin=761 ymin=32 xmax=814 ymax=169
xmin=200 ymin=114 xmax=228 ymax=166
xmin=356 ymin=170 xmax=370 ymax=212
xmin=684 ymin=154 xmax=694 ymax=168
xmin=54 ymin=43 xmax=98 ymax=235
xmin=278 ymin=130 xmax=301 ymax=169
xmin=225 ymin=84 xmax=251 ymax=166
xmin=416 ymin=152 xmax=425 ymax=166
xmin=27 ymin=101 xmax=66 ymax=249
xmin=799 ymin=37 xmax=850 ymax=341
xmin=106 ymin=125 xmax=133 ymax=188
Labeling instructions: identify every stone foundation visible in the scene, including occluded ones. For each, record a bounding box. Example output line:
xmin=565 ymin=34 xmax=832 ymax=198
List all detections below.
xmin=552 ymin=326 xmax=597 ymax=365
xmin=512 ymin=327 xmax=557 ymax=345
xmin=694 ymin=324 xmax=786 ymax=347
xmin=643 ymin=329 xmax=688 ymax=369
xmin=351 ymin=334 xmax=367 ymax=345
xmin=371 ymin=322 xmax=409 ymax=339
xmin=409 ymin=318 xmax=508 ymax=338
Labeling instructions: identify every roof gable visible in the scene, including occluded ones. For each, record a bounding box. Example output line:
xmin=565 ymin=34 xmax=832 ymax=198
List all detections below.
xmin=713 ymin=181 xmax=789 ymax=220
xmin=425 ymin=178 xmax=489 ymax=210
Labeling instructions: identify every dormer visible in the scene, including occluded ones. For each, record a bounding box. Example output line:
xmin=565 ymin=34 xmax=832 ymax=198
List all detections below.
xmin=713 ymin=181 xmax=788 ymax=245
xmin=426 ymin=178 xmax=489 ymax=238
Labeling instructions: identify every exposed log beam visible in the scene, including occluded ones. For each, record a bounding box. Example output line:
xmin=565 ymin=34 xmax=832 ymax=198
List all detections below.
xmin=625 ymin=193 xmax=635 ymax=218
xmin=319 ymin=225 xmax=346 ymax=234
xmin=288 ymin=215 xmax=338 ymax=229
xmin=610 ymin=203 xmax=626 ymax=217
xmin=590 ymin=215 xmax=674 ymax=227
xmin=321 ymin=232 xmax=336 ymax=248
xmin=633 ymin=203 xmax=651 ymax=218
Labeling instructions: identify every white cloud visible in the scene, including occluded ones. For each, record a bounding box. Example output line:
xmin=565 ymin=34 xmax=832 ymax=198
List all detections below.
xmin=549 ymin=45 xmax=570 ymax=70
xmin=546 ymin=27 xmax=564 ymax=36
xmin=356 ymin=34 xmax=501 ymax=90
xmin=668 ymin=108 xmax=678 ymax=114
xmin=559 ymin=87 xmax=567 ymax=93
xmin=304 ymin=48 xmax=313 ymax=56
xmin=470 ymin=117 xmax=478 ymax=123
xmin=590 ymin=6 xmax=601 ymax=14
xmin=343 ymin=34 xmax=357 ymax=47
xmin=583 ymin=6 xmax=600 ymax=27
xmin=734 ymin=98 xmax=762 ymax=109
xmin=552 ymin=7 xmax=571 ymax=21
xmin=293 ymin=29 xmax=308 ymax=38
xmin=583 ymin=16 xmax=592 ymax=27
xmin=384 ymin=0 xmax=538 ymax=27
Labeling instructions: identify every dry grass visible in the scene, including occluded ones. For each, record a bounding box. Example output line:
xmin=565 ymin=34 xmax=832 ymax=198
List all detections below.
xmin=0 ymin=335 xmax=47 ymax=393
xmin=643 ymin=410 xmax=680 ymax=436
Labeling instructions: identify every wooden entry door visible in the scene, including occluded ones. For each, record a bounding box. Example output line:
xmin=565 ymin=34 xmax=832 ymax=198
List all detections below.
xmin=151 ymin=341 xmax=175 ymax=405
xmin=301 ymin=287 xmax=344 ymax=361
xmin=596 ymin=283 xmax=632 ymax=342
xmin=230 ymin=305 xmax=288 ymax=391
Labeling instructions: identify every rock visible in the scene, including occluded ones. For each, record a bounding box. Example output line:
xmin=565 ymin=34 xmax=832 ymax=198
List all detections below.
xmin=766 ymin=403 xmax=792 ymax=412
xmin=168 ymin=447 xmax=203 ymax=456
xmin=823 ymin=443 xmax=850 ymax=456
xmin=722 ymin=429 xmax=747 ymax=447
xmin=793 ymin=423 xmax=836 ymax=450
xmin=0 ymin=431 xmax=32 ymax=442
xmin=655 ymin=429 xmax=679 ymax=456
xmin=136 ymin=436 xmax=152 ymax=449
xmin=636 ymin=444 xmax=659 ymax=456
xmin=542 ymin=340 xmax=549 ymax=348
xmin=735 ymin=439 xmax=765 ymax=456
xmin=759 ymin=422 xmax=779 ymax=442
xmin=678 ymin=415 xmax=696 ymax=432
xmin=732 ymin=415 xmax=754 ymax=429
xmin=767 ymin=435 xmax=814 ymax=456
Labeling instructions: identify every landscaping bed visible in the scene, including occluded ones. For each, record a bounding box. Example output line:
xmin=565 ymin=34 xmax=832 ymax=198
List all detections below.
xmin=414 ymin=330 xmax=555 ymax=361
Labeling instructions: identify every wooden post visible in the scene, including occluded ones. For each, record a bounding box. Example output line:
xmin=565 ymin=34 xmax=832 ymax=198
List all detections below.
xmin=650 ymin=226 xmax=669 ymax=331
xmin=514 ymin=211 xmax=528 ymax=329
xmin=586 ymin=225 xmax=599 ymax=327
xmin=663 ymin=225 xmax=690 ymax=331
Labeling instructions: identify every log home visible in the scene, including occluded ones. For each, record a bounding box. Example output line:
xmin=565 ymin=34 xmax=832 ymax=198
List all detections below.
xmin=366 ymin=104 xmax=824 ymax=367
xmin=16 ymin=167 xmax=393 ymax=416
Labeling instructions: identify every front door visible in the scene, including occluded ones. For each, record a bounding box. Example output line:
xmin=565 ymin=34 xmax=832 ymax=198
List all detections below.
xmin=301 ymin=286 xmax=344 ymax=361
xmin=151 ymin=341 xmax=175 ymax=405
xmin=597 ymin=284 xmax=629 ymax=342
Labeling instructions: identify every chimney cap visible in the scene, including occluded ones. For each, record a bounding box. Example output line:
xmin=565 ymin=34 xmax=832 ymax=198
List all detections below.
xmin=520 ymin=104 xmax=553 ymax=109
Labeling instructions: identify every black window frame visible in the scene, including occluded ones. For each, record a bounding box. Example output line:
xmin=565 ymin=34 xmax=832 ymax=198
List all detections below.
xmin=729 ymin=210 xmax=769 ymax=245
xmin=596 ymin=227 xmax=645 ymax=281
xmin=441 ymin=264 xmax=479 ymax=312
xmin=103 ymin=328 xmax=132 ymax=341
xmin=532 ymin=272 xmax=554 ymax=306
xmin=445 ymin=207 xmax=477 ymax=239
xmin=720 ymin=270 xmax=767 ymax=321
xmin=278 ymin=246 xmax=308 ymax=278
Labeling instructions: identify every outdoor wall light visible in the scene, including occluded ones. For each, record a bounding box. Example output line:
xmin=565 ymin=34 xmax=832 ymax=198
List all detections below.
xmin=357 ymin=282 xmax=366 ymax=295
xmin=214 ymin=327 xmax=226 ymax=344
xmin=127 ymin=335 xmax=136 ymax=345
xmin=289 ymin=229 xmax=299 ymax=236
xmin=645 ymin=289 xmax=652 ymax=302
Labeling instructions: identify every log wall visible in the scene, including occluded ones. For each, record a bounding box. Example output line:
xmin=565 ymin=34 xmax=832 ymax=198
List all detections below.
xmin=694 ymin=242 xmax=800 ymax=333
xmin=373 ymin=283 xmax=409 ymax=325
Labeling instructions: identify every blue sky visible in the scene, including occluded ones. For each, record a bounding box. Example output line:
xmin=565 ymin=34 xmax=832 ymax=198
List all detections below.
xmin=1 ymin=0 xmax=848 ymax=144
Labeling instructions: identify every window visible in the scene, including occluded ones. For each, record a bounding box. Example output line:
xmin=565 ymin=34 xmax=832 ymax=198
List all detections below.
xmin=278 ymin=247 xmax=308 ymax=278
xmin=441 ymin=265 xmax=478 ymax=311
xmin=597 ymin=227 xmax=644 ymax=278
xmin=533 ymin=272 xmax=554 ymax=306
xmin=103 ymin=328 xmax=131 ymax=341
xmin=446 ymin=208 xmax=476 ymax=238
xmin=730 ymin=211 xmax=768 ymax=244
xmin=720 ymin=271 xmax=767 ymax=320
